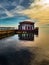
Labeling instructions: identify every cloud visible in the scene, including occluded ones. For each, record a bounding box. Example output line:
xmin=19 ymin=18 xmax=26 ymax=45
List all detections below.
xmin=0 ymin=0 xmax=35 ymax=19
xmin=0 ymin=4 xmax=14 ymax=18
xmin=4 ymin=10 xmax=13 ymax=17
xmin=0 ymin=0 xmax=49 ymax=27
xmin=0 ymin=15 xmax=30 ymax=27
xmin=0 ymin=0 xmax=35 ymax=10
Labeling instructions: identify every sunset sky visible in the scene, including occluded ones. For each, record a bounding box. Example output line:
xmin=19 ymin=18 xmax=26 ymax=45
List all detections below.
xmin=0 ymin=0 xmax=49 ymax=28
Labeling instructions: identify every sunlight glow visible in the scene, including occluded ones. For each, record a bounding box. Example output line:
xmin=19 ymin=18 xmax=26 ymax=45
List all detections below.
xmin=41 ymin=0 xmax=49 ymax=5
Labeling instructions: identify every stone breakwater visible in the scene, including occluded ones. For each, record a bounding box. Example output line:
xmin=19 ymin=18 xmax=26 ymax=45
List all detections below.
xmin=0 ymin=30 xmax=15 ymax=35
xmin=0 ymin=30 xmax=15 ymax=39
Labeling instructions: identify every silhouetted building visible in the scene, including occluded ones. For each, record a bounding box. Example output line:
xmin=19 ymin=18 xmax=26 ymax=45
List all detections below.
xmin=18 ymin=21 xmax=34 ymax=31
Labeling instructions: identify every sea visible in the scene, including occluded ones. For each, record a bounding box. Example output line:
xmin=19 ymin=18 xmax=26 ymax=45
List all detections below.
xmin=0 ymin=27 xmax=49 ymax=65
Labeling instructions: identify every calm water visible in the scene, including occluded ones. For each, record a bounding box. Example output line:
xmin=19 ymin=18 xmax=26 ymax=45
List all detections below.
xmin=0 ymin=28 xmax=49 ymax=65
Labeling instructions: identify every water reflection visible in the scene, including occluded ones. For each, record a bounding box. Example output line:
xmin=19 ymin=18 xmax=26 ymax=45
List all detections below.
xmin=0 ymin=34 xmax=14 ymax=39
xmin=0 ymin=32 xmax=38 ymax=41
xmin=0 ymin=28 xmax=49 ymax=65
xmin=0 ymin=47 xmax=34 ymax=65
xmin=18 ymin=33 xmax=38 ymax=41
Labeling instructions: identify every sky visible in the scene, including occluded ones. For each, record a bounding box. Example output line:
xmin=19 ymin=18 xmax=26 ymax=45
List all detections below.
xmin=0 ymin=0 xmax=49 ymax=28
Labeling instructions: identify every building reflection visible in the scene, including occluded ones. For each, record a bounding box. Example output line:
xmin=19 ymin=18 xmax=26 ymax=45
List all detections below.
xmin=18 ymin=32 xmax=38 ymax=41
xmin=18 ymin=33 xmax=35 ymax=41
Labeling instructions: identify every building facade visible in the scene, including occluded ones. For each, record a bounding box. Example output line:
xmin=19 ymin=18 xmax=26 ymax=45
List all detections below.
xmin=18 ymin=21 xmax=34 ymax=31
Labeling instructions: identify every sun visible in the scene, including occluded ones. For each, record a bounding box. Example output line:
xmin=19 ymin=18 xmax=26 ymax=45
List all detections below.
xmin=42 ymin=0 xmax=49 ymax=4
